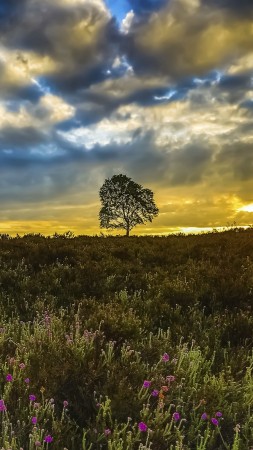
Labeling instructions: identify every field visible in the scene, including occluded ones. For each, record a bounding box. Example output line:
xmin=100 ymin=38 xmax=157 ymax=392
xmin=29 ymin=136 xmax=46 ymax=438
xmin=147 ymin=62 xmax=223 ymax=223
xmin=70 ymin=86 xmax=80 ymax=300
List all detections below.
xmin=0 ymin=229 xmax=252 ymax=450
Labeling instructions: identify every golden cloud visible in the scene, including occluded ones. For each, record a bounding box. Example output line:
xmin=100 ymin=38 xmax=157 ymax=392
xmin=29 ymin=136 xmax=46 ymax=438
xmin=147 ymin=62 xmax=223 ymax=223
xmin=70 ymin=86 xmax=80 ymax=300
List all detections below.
xmin=129 ymin=0 xmax=253 ymax=78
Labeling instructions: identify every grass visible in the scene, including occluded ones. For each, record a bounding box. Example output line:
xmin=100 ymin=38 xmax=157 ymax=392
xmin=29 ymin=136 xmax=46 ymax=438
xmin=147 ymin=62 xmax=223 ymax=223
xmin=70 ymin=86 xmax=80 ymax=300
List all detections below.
xmin=0 ymin=228 xmax=252 ymax=449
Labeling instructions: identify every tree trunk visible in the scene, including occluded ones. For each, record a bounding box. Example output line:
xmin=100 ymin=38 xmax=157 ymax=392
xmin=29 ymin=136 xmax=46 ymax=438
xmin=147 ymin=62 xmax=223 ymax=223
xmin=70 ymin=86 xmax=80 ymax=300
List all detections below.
xmin=126 ymin=227 xmax=130 ymax=237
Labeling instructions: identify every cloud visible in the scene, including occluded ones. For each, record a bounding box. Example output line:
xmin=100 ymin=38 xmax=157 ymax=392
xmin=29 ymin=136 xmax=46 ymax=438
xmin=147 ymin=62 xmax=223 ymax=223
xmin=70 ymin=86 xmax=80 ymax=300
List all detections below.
xmin=125 ymin=0 xmax=253 ymax=79
xmin=0 ymin=49 xmax=42 ymax=102
xmin=202 ymin=0 xmax=253 ymax=17
xmin=0 ymin=0 xmax=119 ymax=96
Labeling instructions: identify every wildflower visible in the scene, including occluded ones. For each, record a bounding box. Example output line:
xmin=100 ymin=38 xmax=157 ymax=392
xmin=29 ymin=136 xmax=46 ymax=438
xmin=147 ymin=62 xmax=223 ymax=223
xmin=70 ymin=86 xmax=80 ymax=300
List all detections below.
xmin=151 ymin=389 xmax=159 ymax=397
xmin=6 ymin=374 xmax=13 ymax=382
xmin=44 ymin=435 xmax=53 ymax=443
xmin=201 ymin=413 xmax=208 ymax=420
xmin=63 ymin=400 xmax=68 ymax=408
xmin=215 ymin=411 xmax=222 ymax=417
xmin=31 ymin=417 xmax=37 ymax=424
xmin=161 ymin=385 xmax=169 ymax=392
xmin=40 ymin=387 xmax=45 ymax=393
xmin=0 ymin=399 xmax=6 ymax=412
xmin=138 ymin=422 xmax=148 ymax=432
xmin=25 ymin=378 xmax=30 ymax=384
xmin=162 ymin=353 xmax=169 ymax=362
xmin=166 ymin=375 xmax=175 ymax=382
xmin=211 ymin=418 xmax=219 ymax=426
xmin=35 ymin=442 xmax=41 ymax=447
xmin=143 ymin=380 xmax=151 ymax=388
xmin=104 ymin=428 xmax=111 ymax=436
xmin=173 ymin=412 xmax=180 ymax=421
xmin=29 ymin=394 xmax=36 ymax=402
xmin=34 ymin=403 xmax=40 ymax=409
xmin=19 ymin=363 xmax=26 ymax=369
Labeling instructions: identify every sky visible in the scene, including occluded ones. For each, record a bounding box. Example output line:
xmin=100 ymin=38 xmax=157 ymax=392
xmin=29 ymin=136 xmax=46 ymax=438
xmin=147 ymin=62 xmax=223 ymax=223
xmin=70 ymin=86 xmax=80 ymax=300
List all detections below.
xmin=1 ymin=0 xmax=253 ymax=236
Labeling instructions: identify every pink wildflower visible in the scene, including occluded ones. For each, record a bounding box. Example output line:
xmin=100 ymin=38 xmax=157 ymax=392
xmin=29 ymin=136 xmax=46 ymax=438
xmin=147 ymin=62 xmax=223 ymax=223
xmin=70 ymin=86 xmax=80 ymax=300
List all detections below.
xmin=173 ymin=412 xmax=180 ymax=421
xmin=0 ymin=400 xmax=6 ymax=412
xmin=162 ymin=353 xmax=170 ymax=362
xmin=138 ymin=422 xmax=148 ymax=432
xmin=166 ymin=375 xmax=175 ymax=382
xmin=151 ymin=389 xmax=159 ymax=397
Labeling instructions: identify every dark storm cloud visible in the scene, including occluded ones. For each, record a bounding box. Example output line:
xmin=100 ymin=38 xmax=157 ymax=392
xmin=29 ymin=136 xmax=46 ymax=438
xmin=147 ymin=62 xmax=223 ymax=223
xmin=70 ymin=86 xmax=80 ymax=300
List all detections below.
xmin=0 ymin=0 xmax=28 ymax=21
xmin=0 ymin=126 xmax=48 ymax=151
xmin=0 ymin=128 xmax=213 ymax=204
xmin=56 ymin=84 xmax=176 ymax=129
xmin=240 ymin=100 xmax=253 ymax=112
xmin=0 ymin=0 xmax=120 ymax=96
xmin=216 ymin=73 xmax=253 ymax=103
xmin=124 ymin=0 xmax=253 ymax=80
xmin=215 ymin=142 xmax=253 ymax=182
xmin=201 ymin=0 xmax=253 ymax=16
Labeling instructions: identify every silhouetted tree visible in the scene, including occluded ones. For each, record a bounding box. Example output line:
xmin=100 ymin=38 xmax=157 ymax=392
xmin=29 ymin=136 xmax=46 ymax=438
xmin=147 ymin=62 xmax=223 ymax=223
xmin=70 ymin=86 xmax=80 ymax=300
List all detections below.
xmin=99 ymin=174 xmax=159 ymax=236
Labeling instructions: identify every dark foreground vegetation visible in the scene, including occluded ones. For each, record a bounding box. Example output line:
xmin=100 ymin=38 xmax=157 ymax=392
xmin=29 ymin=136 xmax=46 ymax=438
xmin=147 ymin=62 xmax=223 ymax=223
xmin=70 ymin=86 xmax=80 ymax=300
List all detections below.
xmin=0 ymin=229 xmax=253 ymax=449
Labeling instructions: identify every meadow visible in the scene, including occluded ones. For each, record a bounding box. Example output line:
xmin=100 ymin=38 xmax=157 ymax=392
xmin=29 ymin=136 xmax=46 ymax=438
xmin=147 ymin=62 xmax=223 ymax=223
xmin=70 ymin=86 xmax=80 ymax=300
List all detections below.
xmin=0 ymin=229 xmax=252 ymax=450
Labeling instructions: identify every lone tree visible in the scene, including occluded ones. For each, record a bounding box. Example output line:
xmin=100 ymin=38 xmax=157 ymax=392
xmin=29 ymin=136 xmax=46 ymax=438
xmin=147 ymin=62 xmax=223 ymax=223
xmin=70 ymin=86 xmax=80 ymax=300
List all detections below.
xmin=99 ymin=174 xmax=159 ymax=236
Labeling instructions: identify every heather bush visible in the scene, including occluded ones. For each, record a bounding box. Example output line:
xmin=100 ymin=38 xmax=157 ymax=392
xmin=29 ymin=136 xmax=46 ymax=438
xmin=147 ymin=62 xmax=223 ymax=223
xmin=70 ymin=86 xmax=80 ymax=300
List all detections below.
xmin=0 ymin=230 xmax=252 ymax=449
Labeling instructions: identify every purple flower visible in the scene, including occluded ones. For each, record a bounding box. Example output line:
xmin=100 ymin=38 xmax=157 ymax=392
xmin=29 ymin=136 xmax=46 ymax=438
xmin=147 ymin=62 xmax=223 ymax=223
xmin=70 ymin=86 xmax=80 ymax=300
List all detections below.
xmin=19 ymin=363 xmax=26 ymax=369
xmin=25 ymin=378 xmax=30 ymax=384
xmin=151 ymin=389 xmax=159 ymax=397
xmin=32 ymin=416 xmax=37 ymax=424
xmin=104 ymin=428 xmax=111 ymax=436
xmin=63 ymin=400 xmax=68 ymax=408
xmin=138 ymin=422 xmax=148 ymax=432
xmin=0 ymin=399 xmax=6 ymax=412
xmin=166 ymin=375 xmax=175 ymax=382
xmin=44 ymin=435 xmax=53 ymax=443
xmin=211 ymin=418 xmax=219 ymax=426
xmin=29 ymin=394 xmax=36 ymax=402
xmin=201 ymin=413 xmax=208 ymax=420
xmin=6 ymin=374 xmax=13 ymax=382
xmin=173 ymin=412 xmax=180 ymax=421
xmin=162 ymin=353 xmax=170 ymax=362
xmin=215 ymin=411 xmax=222 ymax=417
xmin=143 ymin=380 xmax=151 ymax=388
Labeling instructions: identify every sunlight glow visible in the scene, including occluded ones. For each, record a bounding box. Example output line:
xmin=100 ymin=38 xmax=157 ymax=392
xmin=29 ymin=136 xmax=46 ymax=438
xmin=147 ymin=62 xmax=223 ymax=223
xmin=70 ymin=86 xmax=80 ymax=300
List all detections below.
xmin=238 ymin=203 xmax=253 ymax=213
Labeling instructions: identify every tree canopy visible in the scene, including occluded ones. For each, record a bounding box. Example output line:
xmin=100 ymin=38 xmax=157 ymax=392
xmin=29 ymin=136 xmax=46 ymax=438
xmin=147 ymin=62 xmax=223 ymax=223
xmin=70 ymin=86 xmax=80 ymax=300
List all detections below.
xmin=99 ymin=174 xmax=159 ymax=236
